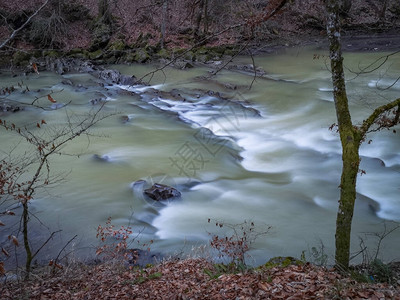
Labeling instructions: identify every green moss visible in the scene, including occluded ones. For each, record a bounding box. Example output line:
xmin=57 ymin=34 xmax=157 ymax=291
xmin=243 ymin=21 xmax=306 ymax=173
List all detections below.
xmin=12 ymin=51 xmax=32 ymax=66
xmin=183 ymin=51 xmax=195 ymax=61
xmin=177 ymin=47 xmax=190 ymax=54
xmin=68 ymin=49 xmax=89 ymax=59
xmin=223 ymin=49 xmax=236 ymax=57
xmin=43 ymin=50 xmax=62 ymax=58
xmin=261 ymin=256 xmax=304 ymax=269
xmin=90 ymin=21 xmax=112 ymax=51
xmin=0 ymin=54 xmax=12 ymax=67
xmin=156 ymin=48 xmax=170 ymax=59
xmin=195 ymin=47 xmax=208 ymax=55
xmin=133 ymin=49 xmax=150 ymax=63
xmin=108 ymin=39 xmax=126 ymax=51
xmin=88 ymin=50 xmax=103 ymax=60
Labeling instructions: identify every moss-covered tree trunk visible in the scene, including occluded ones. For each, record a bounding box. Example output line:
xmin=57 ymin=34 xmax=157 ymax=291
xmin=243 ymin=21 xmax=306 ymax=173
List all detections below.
xmin=325 ymin=0 xmax=400 ymax=270
xmin=325 ymin=0 xmax=362 ymax=270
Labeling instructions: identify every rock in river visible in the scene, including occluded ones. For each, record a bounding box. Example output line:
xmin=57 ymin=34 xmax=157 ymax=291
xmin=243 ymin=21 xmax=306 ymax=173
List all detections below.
xmin=144 ymin=183 xmax=181 ymax=201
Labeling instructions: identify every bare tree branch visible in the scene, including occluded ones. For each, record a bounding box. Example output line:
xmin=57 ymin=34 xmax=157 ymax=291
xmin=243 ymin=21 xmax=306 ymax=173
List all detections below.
xmin=0 ymin=0 xmax=50 ymax=50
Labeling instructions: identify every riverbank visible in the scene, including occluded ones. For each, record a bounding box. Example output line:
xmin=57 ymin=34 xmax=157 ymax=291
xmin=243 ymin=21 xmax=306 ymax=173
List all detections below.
xmin=2 ymin=257 xmax=400 ymax=299
xmin=1 ymin=0 xmax=399 ymax=70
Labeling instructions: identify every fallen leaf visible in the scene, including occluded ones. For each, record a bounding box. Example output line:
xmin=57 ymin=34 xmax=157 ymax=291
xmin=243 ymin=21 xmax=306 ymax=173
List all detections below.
xmin=8 ymin=235 xmax=19 ymax=246
xmin=1 ymin=247 xmax=10 ymax=257
xmin=0 ymin=262 xmax=5 ymax=276
xmin=47 ymin=94 xmax=57 ymax=103
xmin=32 ymin=63 xmax=39 ymax=75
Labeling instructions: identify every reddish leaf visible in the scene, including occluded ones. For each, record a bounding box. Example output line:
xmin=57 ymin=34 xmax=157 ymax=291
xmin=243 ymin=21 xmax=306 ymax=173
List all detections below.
xmin=0 ymin=262 xmax=5 ymax=276
xmin=1 ymin=247 xmax=10 ymax=257
xmin=37 ymin=123 xmax=41 ymax=128
xmin=0 ymin=220 xmax=5 ymax=226
xmin=32 ymin=63 xmax=39 ymax=75
xmin=47 ymin=94 xmax=57 ymax=103
xmin=8 ymin=235 xmax=19 ymax=246
xmin=41 ymin=119 xmax=47 ymax=124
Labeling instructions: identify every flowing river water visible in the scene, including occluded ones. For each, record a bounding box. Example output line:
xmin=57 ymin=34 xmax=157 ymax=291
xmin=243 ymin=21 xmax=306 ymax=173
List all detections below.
xmin=1 ymin=47 xmax=399 ymax=266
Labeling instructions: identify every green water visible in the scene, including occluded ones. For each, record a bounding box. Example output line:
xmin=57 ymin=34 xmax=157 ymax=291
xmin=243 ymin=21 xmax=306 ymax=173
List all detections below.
xmin=1 ymin=47 xmax=399 ymax=266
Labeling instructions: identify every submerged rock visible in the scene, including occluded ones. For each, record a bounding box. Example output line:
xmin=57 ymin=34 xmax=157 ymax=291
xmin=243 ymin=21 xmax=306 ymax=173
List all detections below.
xmin=0 ymin=100 xmax=23 ymax=112
xmin=125 ymin=248 xmax=162 ymax=266
xmin=97 ymin=69 xmax=137 ymax=85
xmin=144 ymin=183 xmax=181 ymax=201
xmin=89 ymin=97 xmax=107 ymax=105
xmin=92 ymin=154 xmax=111 ymax=162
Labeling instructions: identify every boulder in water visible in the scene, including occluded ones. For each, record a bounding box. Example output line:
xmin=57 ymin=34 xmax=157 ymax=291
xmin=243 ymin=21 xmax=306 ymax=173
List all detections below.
xmin=0 ymin=100 xmax=23 ymax=112
xmin=144 ymin=183 xmax=181 ymax=201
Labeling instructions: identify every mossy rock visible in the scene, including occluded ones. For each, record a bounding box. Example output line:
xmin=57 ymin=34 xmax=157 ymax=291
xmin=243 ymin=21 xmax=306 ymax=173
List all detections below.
xmin=133 ymin=32 xmax=153 ymax=48
xmin=108 ymin=39 xmax=126 ymax=51
xmin=12 ymin=51 xmax=32 ymax=66
xmin=88 ymin=50 xmax=103 ymax=60
xmin=69 ymin=48 xmax=84 ymax=55
xmin=0 ymin=54 xmax=12 ymax=67
xmin=207 ymin=46 xmax=226 ymax=55
xmin=224 ymin=49 xmax=238 ymax=57
xmin=183 ymin=51 xmax=195 ymax=61
xmin=196 ymin=54 xmax=212 ymax=63
xmin=194 ymin=46 xmax=208 ymax=55
xmin=90 ymin=22 xmax=112 ymax=51
xmin=42 ymin=50 xmax=62 ymax=58
xmin=68 ymin=49 xmax=89 ymax=59
xmin=133 ymin=49 xmax=150 ymax=63
xmin=156 ymin=48 xmax=170 ymax=59
xmin=172 ymin=48 xmax=186 ymax=56
xmin=262 ymin=256 xmax=304 ymax=269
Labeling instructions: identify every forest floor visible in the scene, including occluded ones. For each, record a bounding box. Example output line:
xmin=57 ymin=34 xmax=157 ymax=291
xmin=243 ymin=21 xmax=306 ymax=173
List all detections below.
xmin=1 ymin=258 xmax=400 ymax=299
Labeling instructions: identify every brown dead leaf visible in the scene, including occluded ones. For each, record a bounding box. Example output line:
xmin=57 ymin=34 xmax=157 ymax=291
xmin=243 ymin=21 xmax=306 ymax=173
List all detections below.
xmin=0 ymin=262 xmax=5 ymax=276
xmin=8 ymin=235 xmax=19 ymax=246
xmin=47 ymin=94 xmax=57 ymax=103
xmin=32 ymin=63 xmax=39 ymax=75
xmin=1 ymin=247 xmax=10 ymax=257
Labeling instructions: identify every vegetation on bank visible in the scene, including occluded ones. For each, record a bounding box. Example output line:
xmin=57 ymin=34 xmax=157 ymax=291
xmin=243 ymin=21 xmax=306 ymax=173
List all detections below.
xmin=1 ymin=0 xmax=400 ymax=68
xmin=2 ymin=217 xmax=400 ymax=299
xmin=1 ymin=256 xmax=400 ymax=299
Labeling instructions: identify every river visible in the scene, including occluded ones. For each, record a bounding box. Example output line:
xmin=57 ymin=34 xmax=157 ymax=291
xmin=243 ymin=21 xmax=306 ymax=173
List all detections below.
xmin=1 ymin=46 xmax=399 ymax=266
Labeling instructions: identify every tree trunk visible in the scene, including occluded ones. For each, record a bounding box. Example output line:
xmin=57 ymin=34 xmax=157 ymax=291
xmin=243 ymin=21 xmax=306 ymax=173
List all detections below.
xmin=203 ymin=0 xmax=209 ymax=35
xmin=325 ymin=0 xmax=361 ymax=270
xmin=379 ymin=0 xmax=388 ymax=23
xmin=160 ymin=0 xmax=169 ymax=49
xmin=98 ymin=0 xmax=111 ymax=24
xmin=193 ymin=0 xmax=205 ymax=39
xmin=335 ymin=134 xmax=361 ymax=269
xmin=23 ymin=201 xmax=32 ymax=279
